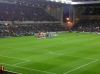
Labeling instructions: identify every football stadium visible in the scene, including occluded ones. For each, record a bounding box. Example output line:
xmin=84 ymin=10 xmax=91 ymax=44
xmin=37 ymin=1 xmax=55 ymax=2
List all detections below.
xmin=0 ymin=0 xmax=100 ymax=74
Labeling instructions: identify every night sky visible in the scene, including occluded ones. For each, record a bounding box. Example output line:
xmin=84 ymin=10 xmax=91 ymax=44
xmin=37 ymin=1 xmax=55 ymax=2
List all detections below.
xmin=63 ymin=6 xmax=69 ymax=13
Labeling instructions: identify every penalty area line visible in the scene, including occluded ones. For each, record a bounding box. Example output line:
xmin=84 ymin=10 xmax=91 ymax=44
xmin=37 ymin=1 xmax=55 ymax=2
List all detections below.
xmin=12 ymin=60 xmax=30 ymax=66
xmin=0 ymin=55 xmax=28 ymax=61
xmin=63 ymin=59 xmax=99 ymax=74
xmin=0 ymin=62 xmax=56 ymax=74
xmin=51 ymin=53 xmax=97 ymax=60
xmin=17 ymin=48 xmax=53 ymax=54
xmin=4 ymin=70 xmax=22 ymax=74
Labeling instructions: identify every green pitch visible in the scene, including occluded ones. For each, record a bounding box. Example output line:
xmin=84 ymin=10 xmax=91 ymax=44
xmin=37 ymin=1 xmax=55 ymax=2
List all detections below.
xmin=0 ymin=33 xmax=100 ymax=74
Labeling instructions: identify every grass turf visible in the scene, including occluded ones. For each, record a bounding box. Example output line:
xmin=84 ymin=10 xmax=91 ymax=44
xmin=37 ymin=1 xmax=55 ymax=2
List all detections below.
xmin=0 ymin=33 xmax=100 ymax=74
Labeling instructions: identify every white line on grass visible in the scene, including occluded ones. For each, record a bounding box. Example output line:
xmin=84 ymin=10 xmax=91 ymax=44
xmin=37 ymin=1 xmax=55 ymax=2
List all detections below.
xmin=17 ymin=48 xmax=53 ymax=54
xmin=12 ymin=60 xmax=30 ymax=66
xmin=0 ymin=62 xmax=56 ymax=74
xmin=0 ymin=46 xmax=98 ymax=61
xmin=0 ymin=55 xmax=31 ymax=69
xmin=63 ymin=59 xmax=99 ymax=74
xmin=15 ymin=47 xmax=39 ymax=50
xmin=0 ymin=55 xmax=27 ymax=61
xmin=12 ymin=47 xmax=100 ymax=60
xmin=51 ymin=53 xmax=97 ymax=60
xmin=17 ymin=48 xmax=98 ymax=60
xmin=17 ymin=49 xmax=44 ymax=52
xmin=5 ymin=70 xmax=22 ymax=74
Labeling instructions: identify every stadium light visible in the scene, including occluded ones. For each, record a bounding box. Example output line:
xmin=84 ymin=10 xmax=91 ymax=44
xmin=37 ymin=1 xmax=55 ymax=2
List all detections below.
xmin=46 ymin=0 xmax=72 ymax=4
xmin=5 ymin=23 xmax=8 ymax=26
xmin=68 ymin=21 xmax=70 ymax=24
xmin=66 ymin=18 xmax=70 ymax=20
xmin=55 ymin=0 xmax=58 ymax=2
xmin=67 ymin=21 xmax=73 ymax=27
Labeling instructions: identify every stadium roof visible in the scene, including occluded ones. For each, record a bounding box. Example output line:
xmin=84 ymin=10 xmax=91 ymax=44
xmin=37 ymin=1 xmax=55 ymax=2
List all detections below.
xmin=16 ymin=0 xmax=69 ymax=6
xmin=4 ymin=0 xmax=100 ymax=6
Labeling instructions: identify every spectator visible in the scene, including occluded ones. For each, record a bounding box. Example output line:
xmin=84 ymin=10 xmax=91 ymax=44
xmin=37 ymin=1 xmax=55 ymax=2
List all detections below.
xmin=0 ymin=65 xmax=4 ymax=74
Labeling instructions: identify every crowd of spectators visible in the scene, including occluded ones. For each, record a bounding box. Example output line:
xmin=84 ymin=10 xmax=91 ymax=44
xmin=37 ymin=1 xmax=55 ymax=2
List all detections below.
xmin=72 ymin=6 xmax=100 ymax=33
xmin=0 ymin=24 xmax=67 ymax=37
xmin=82 ymin=7 xmax=100 ymax=15
xmin=71 ymin=19 xmax=100 ymax=32
xmin=0 ymin=3 xmax=57 ymax=21
xmin=0 ymin=3 xmax=66 ymax=37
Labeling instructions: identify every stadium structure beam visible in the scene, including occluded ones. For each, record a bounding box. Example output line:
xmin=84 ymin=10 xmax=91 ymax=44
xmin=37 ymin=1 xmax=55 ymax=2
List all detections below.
xmin=46 ymin=0 xmax=72 ymax=4
xmin=71 ymin=1 xmax=100 ymax=5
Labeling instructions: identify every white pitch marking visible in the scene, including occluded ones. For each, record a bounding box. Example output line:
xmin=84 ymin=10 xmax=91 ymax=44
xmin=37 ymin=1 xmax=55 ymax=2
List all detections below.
xmin=15 ymin=47 xmax=95 ymax=60
xmin=17 ymin=48 xmax=98 ymax=60
xmin=43 ymin=50 xmax=53 ymax=54
xmin=17 ymin=49 xmax=44 ymax=52
xmin=15 ymin=47 xmax=39 ymax=50
xmin=12 ymin=60 xmax=30 ymax=66
xmin=51 ymin=53 xmax=97 ymax=60
xmin=17 ymin=48 xmax=53 ymax=54
xmin=63 ymin=59 xmax=99 ymax=74
xmin=0 ymin=55 xmax=27 ymax=61
xmin=0 ymin=62 xmax=56 ymax=74
xmin=5 ymin=70 xmax=22 ymax=74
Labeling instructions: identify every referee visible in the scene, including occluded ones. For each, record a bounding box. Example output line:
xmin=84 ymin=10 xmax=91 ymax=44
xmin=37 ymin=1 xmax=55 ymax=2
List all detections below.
xmin=0 ymin=65 xmax=4 ymax=74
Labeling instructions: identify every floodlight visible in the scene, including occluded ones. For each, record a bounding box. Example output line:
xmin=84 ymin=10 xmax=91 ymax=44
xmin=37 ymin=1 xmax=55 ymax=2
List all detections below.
xmin=68 ymin=21 xmax=70 ymax=24
xmin=5 ymin=23 xmax=8 ymax=26
xmin=61 ymin=0 xmax=64 ymax=3
xmin=55 ymin=0 xmax=58 ymax=2
xmin=66 ymin=18 xmax=70 ymax=20
xmin=46 ymin=0 xmax=72 ymax=4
